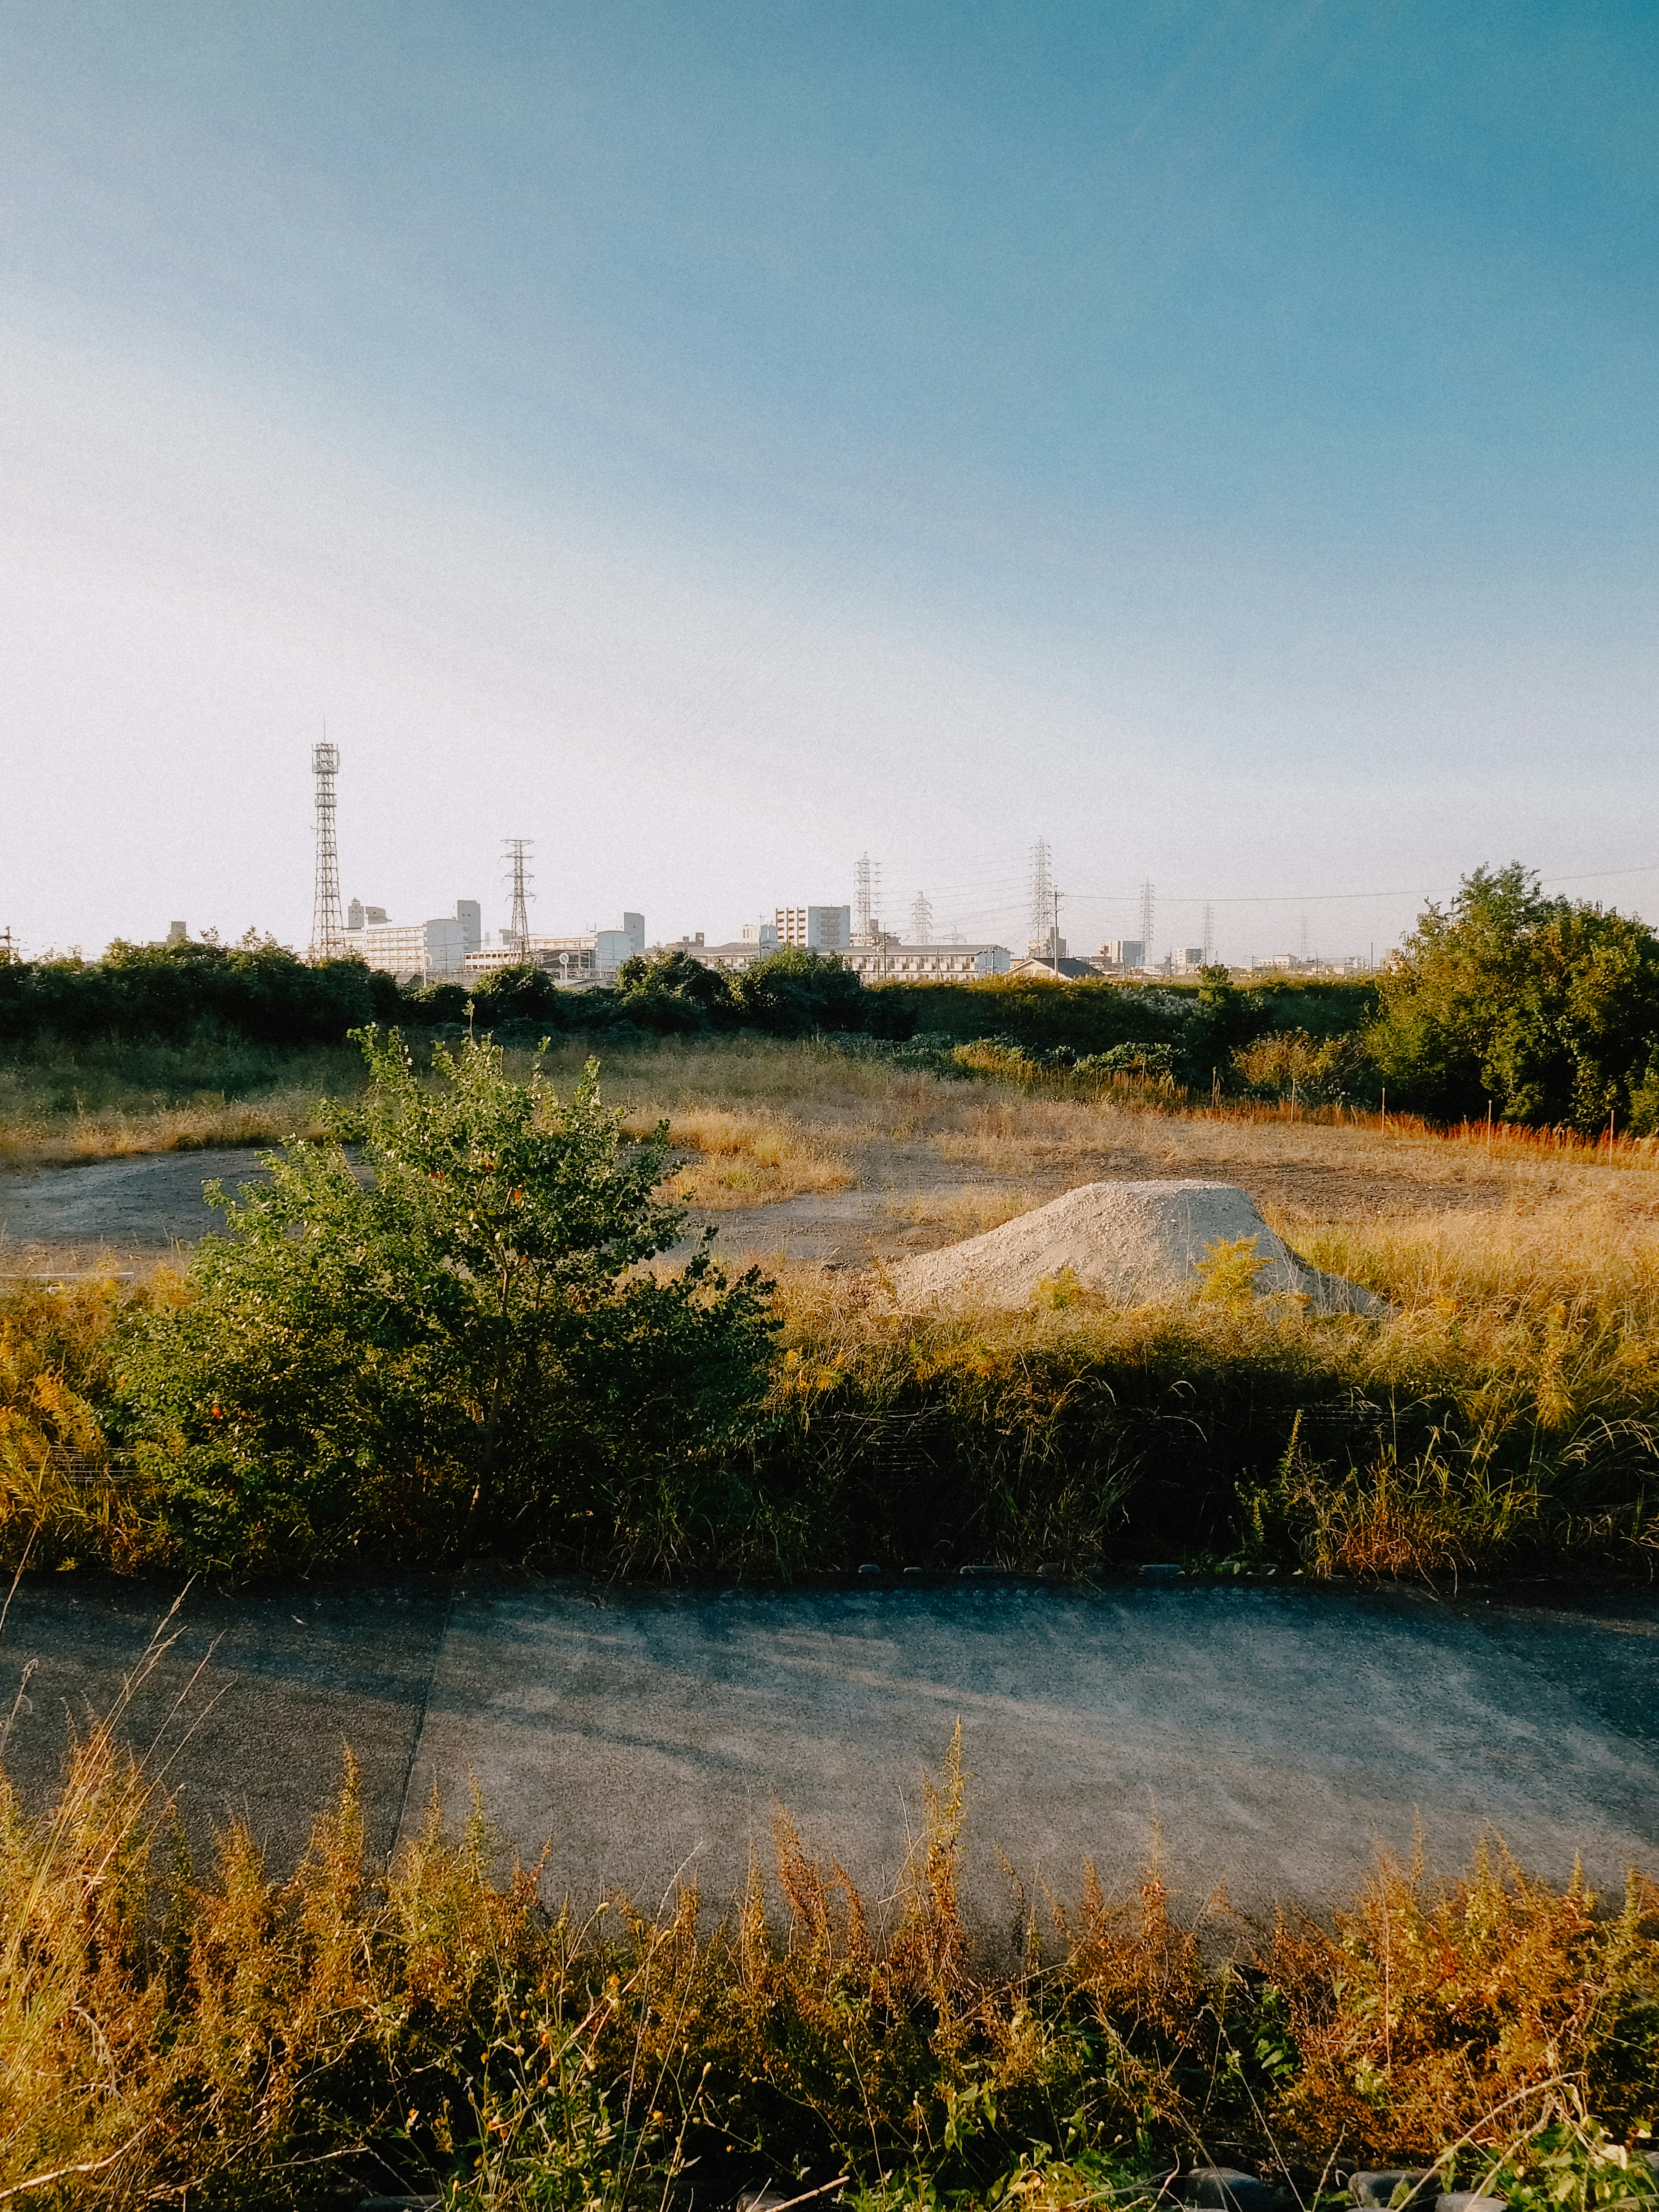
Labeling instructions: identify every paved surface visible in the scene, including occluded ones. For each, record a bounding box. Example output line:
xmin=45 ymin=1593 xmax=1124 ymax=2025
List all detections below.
xmin=0 ymin=1148 xmax=271 ymax=1263
xmin=2 ymin=1572 xmax=1654 ymax=1923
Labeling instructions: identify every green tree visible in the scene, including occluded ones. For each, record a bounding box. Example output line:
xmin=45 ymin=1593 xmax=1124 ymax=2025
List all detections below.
xmin=1369 ymin=864 xmax=1659 ymax=1131
xmin=726 ymin=946 xmax=871 ymax=1035
xmin=613 ymin=946 xmax=734 ymax=1027
xmin=110 ymin=1030 xmax=776 ymax=1572
xmin=467 ymin=959 xmax=570 ymax=1030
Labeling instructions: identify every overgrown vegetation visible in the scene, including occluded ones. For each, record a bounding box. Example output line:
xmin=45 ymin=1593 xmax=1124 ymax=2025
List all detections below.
xmin=10 ymin=864 xmax=1659 ymax=1171
xmin=2 ymin=1712 xmax=1654 ymax=2210
xmin=6 ymin=1063 xmax=1659 ymax=1581
xmin=84 ymin=1033 xmax=775 ymax=1576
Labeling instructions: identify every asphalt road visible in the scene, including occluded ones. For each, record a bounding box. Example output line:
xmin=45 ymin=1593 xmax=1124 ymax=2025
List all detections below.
xmin=3 ymin=1571 xmax=1653 ymax=1927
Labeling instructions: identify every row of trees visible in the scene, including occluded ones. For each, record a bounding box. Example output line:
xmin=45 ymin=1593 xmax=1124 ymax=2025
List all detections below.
xmin=993 ymin=866 xmax=1659 ymax=1138
xmin=6 ymin=867 xmax=1659 ymax=1133
xmin=0 ymin=936 xmax=896 ymax=1047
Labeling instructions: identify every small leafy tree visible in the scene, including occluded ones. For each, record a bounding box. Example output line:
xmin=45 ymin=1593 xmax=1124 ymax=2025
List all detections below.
xmin=613 ymin=946 xmax=734 ymax=1028
xmin=1370 ymin=864 xmax=1659 ymax=1132
xmin=727 ymin=946 xmax=870 ymax=1035
xmin=110 ymin=1031 xmax=776 ymax=1572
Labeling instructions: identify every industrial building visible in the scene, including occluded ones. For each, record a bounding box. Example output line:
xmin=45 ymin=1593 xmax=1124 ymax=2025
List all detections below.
xmin=463 ymin=913 xmax=645 ymax=986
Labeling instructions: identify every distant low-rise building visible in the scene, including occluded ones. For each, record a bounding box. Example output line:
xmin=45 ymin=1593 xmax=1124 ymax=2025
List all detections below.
xmin=836 ymin=940 xmax=1010 ymax=982
xmin=1097 ymin=939 xmax=1145 ymax=973
xmin=463 ymin=912 xmax=644 ymax=987
xmin=1007 ymin=955 xmax=1103 ymax=981
xmin=344 ymin=899 xmax=480 ymax=982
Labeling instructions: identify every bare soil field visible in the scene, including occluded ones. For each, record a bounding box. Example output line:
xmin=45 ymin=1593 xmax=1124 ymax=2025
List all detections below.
xmin=4 ymin=1040 xmax=1657 ymax=1275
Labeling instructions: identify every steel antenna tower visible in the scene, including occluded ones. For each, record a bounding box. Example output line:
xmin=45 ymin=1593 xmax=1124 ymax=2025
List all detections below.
xmin=1139 ymin=880 xmax=1156 ymax=972
xmin=309 ymin=739 xmax=344 ymax=961
xmin=504 ymin=838 xmax=535 ymax=950
xmin=910 ymin=890 xmax=934 ymax=944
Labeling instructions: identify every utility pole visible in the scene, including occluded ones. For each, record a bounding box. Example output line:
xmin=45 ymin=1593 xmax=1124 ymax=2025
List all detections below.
xmin=309 ymin=737 xmax=344 ymax=962
xmin=1052 ymin=887 xmax=1062 ymax=977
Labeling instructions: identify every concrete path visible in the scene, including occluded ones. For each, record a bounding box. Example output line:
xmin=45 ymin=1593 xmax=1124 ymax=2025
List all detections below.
xmin=2 ymin=1571 xmax=1654 ymax=1924
xmin=0 ymin=1148 xmax=271 ymax=1262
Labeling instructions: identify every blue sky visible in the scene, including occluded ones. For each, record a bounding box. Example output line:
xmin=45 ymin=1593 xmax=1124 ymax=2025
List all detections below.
xmin=1 ymin=0 xmax=1655 ymax=959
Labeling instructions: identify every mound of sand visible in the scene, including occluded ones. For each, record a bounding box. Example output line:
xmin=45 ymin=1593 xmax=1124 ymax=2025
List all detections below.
xmin=885 ymin=1179 xmax=1380 ymax=1315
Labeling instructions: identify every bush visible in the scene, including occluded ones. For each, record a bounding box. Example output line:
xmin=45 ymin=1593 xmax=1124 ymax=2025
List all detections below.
xmin=1231 ymin=1027 xmax=1372 ymax=1106
xmin=106 ymin=1031 xmax=776 ymax=1573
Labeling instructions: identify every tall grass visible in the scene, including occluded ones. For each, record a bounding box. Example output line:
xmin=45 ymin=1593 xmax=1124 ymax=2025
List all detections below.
xmin=6 ymin=1197 xmax=1659 ymax=1579
xmin=0 ymin=1042 xmax=364 ymax=1166
xmin=0 ymin=1714 xmax=1654 ymax=2209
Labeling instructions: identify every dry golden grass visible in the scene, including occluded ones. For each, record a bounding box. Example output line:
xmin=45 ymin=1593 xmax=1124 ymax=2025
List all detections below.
xmin=0 ymin=1045 xmax=362 ymax=1170
xmin=887 ymin=1184 xmax=1046 ymax=1239
xmin=0 ymin=1091 xmax=330 ymax=1170
xmin=621 ymin=1103 xmax=856 ymax=1209
xmin=1 ymin=1700 xmax=1653 ymax=2209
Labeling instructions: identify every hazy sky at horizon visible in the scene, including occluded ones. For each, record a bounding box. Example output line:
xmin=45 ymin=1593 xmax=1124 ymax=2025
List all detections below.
xmin=2 ymin=1 xmax=1656 ymax=962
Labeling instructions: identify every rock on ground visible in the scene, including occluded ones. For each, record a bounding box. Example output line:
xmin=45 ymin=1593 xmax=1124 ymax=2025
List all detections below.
xmin=884 ymin=1178 xmax=1379 ymax=1315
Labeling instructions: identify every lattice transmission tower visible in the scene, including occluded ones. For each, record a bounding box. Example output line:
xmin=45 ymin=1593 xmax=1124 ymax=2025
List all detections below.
xmin=910 ymin=891 xmax=934 ymax=944
xmin=1139 ymin=880 xmax=1156 ymax=969
xmin=309 ymin=740 xmax=345 ymax=961
xmin=504 ymin=838 xmax=535 ymax=950
xmin=854 ymin=851 xmax=882 ymax=938
xmin=1202 ymin=903 xmax=1215 ymax=965
xmin=1029 ymin=836 xmax=1053 ymax=937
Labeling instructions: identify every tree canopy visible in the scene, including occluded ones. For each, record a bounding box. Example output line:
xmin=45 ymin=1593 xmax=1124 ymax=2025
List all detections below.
xmin=1367 ymin=864 xmax=1659 ymax=1133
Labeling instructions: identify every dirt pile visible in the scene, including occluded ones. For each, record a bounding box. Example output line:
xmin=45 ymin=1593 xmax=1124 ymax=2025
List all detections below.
xmin=885 ymin=1179 xmax=1380 ymax=1314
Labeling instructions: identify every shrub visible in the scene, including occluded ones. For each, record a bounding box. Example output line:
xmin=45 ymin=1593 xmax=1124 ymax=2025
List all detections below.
xmin=1231 ymin=1027 xmax=1370 ymax=1105
xmin=105 ymin=1031 xmax=776 ymax=1572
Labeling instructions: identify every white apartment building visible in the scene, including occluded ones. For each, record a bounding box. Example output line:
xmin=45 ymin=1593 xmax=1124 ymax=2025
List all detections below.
xmin=836 ymin=940 xmax=1009 ymax=982
xmin=344 ymin=899 xmax=481 ymax=982
xmin=1097 ymin=939 xmax=1146 ymax=972
xmin=775 ymin=905 xmax=852 ymax=950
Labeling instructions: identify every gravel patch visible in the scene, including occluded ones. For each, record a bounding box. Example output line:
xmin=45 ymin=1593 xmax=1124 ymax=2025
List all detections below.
xmin=886 ymin=1178 xmax=1380 ymax=1313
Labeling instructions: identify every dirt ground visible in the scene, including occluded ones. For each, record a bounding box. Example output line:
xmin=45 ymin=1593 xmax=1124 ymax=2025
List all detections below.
xmin=5 ymin=1076 xmax=1657 ymax=1277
